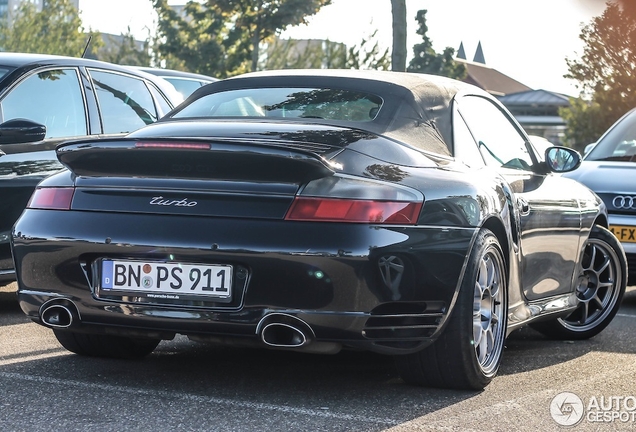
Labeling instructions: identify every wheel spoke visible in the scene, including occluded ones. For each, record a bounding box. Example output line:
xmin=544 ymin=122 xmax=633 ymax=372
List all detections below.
xmin=594 ymin=253 xmax=610 ymax=274
xmin=485 ymin=257 xmax=494 ymax=288
xmin=473 ymin=322 xmax=483 ymax=346
xmin=585 ymin=246 xmax=597 ymax=271
xmin=592 ymin=293 xmax=605 ymax=310
xmin=578 ymin=301 xmax=590 ymax=324
xmin=478 ymin=259 xmax=488 ymax=289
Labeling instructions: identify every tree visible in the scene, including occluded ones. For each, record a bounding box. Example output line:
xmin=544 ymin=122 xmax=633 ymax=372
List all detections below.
xmin=560 ymin=1 xmax=636 ymax=149
xmin=391 ymin=0 xmax=407 ymax=72
xmin=91 ymin=28 xmax=151 ymax=66
xmin=152 ymin=0 xmax=231 ymax=76
xmin=152 ymin=0 xmax=331 ymax=78
xmin=0 ymin=0 xmax=99 ymax=57
xmin=263 ymin=38 xmax=346 ymax=70
xmin=406 ymin=10 xmax=465 ymax=79
xmin=345 ymin=29 xmax=390 ymax=71
xmin=264 ymin=27 xmax=389 ymax=72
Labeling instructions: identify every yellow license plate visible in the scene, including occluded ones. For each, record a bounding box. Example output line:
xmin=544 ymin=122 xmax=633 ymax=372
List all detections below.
xmin=610 ymin=225 xmax=636 ymax=243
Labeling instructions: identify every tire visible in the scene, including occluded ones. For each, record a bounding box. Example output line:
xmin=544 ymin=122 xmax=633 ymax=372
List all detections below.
xmin=395 ymin=228 xmax=508 ymax=390
xmin=531 ymin=225 xmax=627 ymax=340
xmin=53 ymin=330 xmax=160 ymax=359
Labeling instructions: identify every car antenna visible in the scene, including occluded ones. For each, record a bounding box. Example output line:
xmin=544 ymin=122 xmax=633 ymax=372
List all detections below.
xmin=81 ymin=35 xmax=92 ymax=58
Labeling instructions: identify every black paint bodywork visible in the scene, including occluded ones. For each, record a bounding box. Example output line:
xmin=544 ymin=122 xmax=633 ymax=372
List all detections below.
xmin=11 ymin=70 xmax=607 ymax=355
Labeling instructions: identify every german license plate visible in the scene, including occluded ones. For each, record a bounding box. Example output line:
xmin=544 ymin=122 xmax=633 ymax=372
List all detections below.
xmin=101 ymin=260 xmax=232 ymax=299
xmin=610 ymin=225 xmax=636 ymax=243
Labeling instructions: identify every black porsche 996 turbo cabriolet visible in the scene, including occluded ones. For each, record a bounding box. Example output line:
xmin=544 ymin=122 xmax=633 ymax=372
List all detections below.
xmin=11 ymin=70 xmax=627 ymax=390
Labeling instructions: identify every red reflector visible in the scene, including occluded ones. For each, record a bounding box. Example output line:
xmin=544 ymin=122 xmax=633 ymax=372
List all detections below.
xmin=135 ymin=141 xmax=210 ymax=150
xmin=285 ymin=198 xmax=422 ymax=224
xmin=27 ymin=188 xmax=74 ymax=210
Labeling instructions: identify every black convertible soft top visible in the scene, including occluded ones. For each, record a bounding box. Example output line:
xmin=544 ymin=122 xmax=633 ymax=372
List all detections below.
xmin=174 ymin=69 xmax=492 ymax=157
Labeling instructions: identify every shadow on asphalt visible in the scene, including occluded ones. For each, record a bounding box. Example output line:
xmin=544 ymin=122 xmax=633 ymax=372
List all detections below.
xmin=498 ymin=286 xmax=636 ymax=376
xmin=0 ymin=284 xmax=634 ymax=414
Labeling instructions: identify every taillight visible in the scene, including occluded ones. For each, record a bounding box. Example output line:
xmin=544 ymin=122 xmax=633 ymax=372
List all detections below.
xmin=27 ymin=187 xmax=74 ymax=210
xmin=285 ymin=175 xmax=424 ymax=224
xmin=286 ymin=197 xmax=422 ymax=224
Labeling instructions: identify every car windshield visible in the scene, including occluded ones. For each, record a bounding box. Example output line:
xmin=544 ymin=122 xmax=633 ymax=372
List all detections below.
xmin=171 ymin=87 xmax=383 ymax=122
xmin=585 ymin=109 xmax=636 ymax=162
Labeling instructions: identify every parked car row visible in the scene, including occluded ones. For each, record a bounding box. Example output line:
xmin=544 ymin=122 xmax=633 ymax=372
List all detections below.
xmin=6 ymin=67 xmax=629 ymax=390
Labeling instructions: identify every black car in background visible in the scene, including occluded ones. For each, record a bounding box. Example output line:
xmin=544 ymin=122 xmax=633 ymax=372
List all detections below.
xmin=11 ymin=70 xmax=627 ymax=390
xmin=0 ymin=53 xmax=182 ymax=283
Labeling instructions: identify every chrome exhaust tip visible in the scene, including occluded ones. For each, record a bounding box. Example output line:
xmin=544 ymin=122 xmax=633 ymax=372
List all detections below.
xmin=40 ymin=302 xmax=78 ymax=328
xmin=261 ymin=323 xmax=307 ymax=348
xmin=257 ymin=313 xmax=315 ymax=348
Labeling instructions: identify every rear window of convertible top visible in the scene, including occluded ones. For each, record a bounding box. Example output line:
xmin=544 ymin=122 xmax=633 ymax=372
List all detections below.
xmin=171 ymin=87 xmax=383 ymax=122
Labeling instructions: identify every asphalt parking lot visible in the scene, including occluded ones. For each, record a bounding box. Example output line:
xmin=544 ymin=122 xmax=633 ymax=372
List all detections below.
xmin=1 ymin=282 xmax=635 ymax=431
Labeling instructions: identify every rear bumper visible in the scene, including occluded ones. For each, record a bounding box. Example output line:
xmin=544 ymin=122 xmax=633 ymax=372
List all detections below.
xmin=13 ymin=209 xmax=476 ymax=354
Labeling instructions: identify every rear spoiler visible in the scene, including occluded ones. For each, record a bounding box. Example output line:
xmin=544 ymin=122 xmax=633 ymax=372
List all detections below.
xmin=56 ymin=138 xmax=338 ymax=183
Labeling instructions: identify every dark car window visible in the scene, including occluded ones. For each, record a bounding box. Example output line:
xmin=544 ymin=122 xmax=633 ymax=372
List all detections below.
xmin=457 ymin=95 xmax=533 ymax=171
xmin=0 ymin=68 xmax=87 ymax=138
xmin=585 ymin=109 xmax=636 ymax=161
xmin=452 ymin=103 xmax=485 ymax=168
xmin=88 ymin=69 xmax=158 ymax=134
xmin=172 ymin=88 xmax=383 ymax=122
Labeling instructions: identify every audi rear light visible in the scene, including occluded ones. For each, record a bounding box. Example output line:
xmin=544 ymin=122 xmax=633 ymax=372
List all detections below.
xmin=285 ymin=175 xmax=424 ymax=224
xmin=27 ymin=187 xmax=75 ymax=210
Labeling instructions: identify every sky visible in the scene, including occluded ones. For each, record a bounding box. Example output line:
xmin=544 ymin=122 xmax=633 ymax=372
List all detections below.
xmin=77 ymin=0 xmax=609 ymax=96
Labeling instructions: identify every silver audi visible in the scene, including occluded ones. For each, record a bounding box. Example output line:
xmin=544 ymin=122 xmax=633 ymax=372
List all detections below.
xmin=565 ymin=107 xmax=636 ymax=283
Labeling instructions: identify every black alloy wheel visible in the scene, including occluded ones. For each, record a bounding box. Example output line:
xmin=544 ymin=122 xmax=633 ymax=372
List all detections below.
xmin=531 ymin=225 xmax=627 ymax=340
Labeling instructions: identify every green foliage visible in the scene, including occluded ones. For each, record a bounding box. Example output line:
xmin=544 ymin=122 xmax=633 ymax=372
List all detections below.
xmin=92 ymin=28 xmax=151 ymax=67
xmin=345 ymin=29 xmax=390 ymax=71
xmin=558 ymin=99 xmax=606 ymax=151
xmin=264 ymin=27 xmax=389 ymax=72
xmin=152 ymin=0 xmax=331 ymax=78
xmin=561 ymin=2 xmax=636 ymax=147
xmin=406 ymin=10 xmax=466 ymax=80
xmin=264 ymin=38 xmax=346 ymax=69
xmin=0 ymin=0 xmax=100 ymax=56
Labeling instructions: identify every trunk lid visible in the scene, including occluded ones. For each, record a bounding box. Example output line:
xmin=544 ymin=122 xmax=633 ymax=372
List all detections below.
xmin=56 ymin=133 xmax=341 ymax=219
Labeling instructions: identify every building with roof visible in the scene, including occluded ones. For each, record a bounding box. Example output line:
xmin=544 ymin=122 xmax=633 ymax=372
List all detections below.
xmin=498 ymin=90 xmax=570 ymax=144
xmin=457 ymin=42 xmax=569 ymax=145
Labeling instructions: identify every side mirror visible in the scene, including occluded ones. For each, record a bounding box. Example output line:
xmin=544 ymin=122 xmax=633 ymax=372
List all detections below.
xmin=583 ymin=142 xmax=596 ymax=156
xmin=545 ymin=147 xmax=581 ymax=173
xmin=0 ymin=118 xmax=46 ymax=145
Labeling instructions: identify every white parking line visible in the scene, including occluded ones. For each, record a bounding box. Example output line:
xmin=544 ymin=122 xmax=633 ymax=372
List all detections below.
xmin=616 ymin=313 xmax=636 ymax=318
xmin=0 ymin=372 xmax=400 ymax=426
